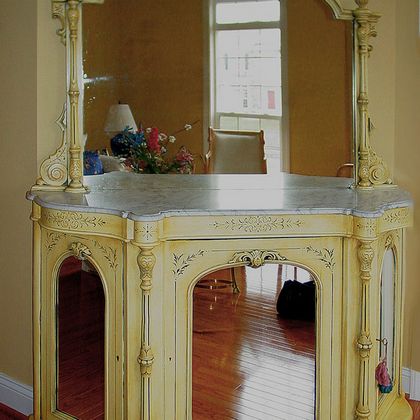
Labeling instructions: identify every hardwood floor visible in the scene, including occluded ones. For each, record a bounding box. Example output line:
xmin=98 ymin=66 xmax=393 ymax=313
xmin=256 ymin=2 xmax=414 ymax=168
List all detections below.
xmin=193 ymin=265 xmax=316 ymax=420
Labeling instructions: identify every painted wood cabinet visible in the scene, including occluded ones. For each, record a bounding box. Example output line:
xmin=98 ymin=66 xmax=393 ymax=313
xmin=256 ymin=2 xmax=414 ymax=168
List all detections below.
xmin=28 ymin=173 xmax=413 ymax=419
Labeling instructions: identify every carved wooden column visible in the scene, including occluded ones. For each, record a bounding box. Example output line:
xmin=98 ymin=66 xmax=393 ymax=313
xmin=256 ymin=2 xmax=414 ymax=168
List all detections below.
xmin=134 ymin=221 xmax=159 ymax=420
xmin=354 ymin=0 xmax=391 ymax=188
xmin=65 ymin=0 xmax=86 ymax=192
xmin=355 ymin=239 xmax=374 ymax=419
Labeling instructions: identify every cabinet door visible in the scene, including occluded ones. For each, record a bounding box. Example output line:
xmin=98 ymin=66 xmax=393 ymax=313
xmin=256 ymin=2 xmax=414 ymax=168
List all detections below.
xmin=39 ymin=232 xmax=124 ymax=420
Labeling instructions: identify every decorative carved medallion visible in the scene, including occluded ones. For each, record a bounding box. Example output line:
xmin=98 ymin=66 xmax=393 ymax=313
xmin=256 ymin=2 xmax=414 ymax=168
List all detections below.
xmin=46 ymin=211 xmax=106 ymax=230
xmin=229 ymin=250 xmax=287 ymax=268
xmin=212 ymin=216 xmax=303 ymax=233
xmin=69 ymin=242 xmax=91 ymax=260
xmin=305 ymin=246 xmax=336 ymax=271
xmin=172 ymin=250 xmax=205 ymax=280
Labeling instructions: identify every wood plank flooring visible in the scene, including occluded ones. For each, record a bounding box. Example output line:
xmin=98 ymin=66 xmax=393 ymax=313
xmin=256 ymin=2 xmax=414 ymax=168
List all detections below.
xmin=192 ymin=265 xmax=316 ymax=420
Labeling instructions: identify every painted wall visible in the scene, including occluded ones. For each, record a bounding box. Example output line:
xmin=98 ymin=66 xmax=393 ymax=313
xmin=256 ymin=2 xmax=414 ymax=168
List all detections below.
xmin=0 ymin=0 xmax=37 ymax=386
xmin=392 ymin=0 xmax=420 ymax=372
xmin=0 ymin=0 xmax=420 ymax=397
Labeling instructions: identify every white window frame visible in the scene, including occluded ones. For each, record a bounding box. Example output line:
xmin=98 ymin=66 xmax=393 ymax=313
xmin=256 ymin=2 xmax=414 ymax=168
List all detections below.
xmin=206 ymin=0 xmax=287 ymax=172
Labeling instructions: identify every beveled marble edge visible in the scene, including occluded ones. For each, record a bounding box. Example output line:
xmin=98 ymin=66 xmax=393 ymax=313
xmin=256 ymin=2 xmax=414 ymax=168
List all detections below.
xmin=26 ymin=192 xmax=412 ymax=222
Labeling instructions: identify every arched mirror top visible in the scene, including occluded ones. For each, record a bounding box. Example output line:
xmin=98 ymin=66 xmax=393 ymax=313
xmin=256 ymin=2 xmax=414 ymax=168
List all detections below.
xmin=34 ymin=0 xmax=392 ymax=193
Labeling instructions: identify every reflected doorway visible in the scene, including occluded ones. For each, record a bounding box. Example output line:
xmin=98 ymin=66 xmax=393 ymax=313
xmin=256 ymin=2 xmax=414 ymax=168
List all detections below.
xmin=193 ymin=264 xmax=316 ymax=419
xmin=57 ymin=257 xmax=105 ymax=419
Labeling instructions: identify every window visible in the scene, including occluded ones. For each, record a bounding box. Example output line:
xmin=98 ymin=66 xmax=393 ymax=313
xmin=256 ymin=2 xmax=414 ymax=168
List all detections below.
xmin=209 ymin=0 xmax=283 ymax=172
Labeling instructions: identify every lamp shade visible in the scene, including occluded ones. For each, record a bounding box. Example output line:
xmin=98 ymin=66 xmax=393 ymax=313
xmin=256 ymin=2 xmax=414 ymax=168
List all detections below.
xmin=104 ymin=104 xmax=138 ymax=137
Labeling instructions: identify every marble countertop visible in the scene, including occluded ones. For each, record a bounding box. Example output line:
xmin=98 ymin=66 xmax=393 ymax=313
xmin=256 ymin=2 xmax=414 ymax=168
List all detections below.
xmin=27 ymin=172 xmax=412 ymax=221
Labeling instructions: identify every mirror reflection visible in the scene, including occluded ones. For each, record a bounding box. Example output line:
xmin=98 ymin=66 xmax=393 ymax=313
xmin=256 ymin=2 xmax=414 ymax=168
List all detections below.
xmin=379 ymin=249 xmax=396 ymax=385
xmin=193 ymin=264 xmax=316 ymax=418
xmin=82 ymin=0 xmax=353 ymax=177
xmin=57 ymin=257 xmax=105 ymax=419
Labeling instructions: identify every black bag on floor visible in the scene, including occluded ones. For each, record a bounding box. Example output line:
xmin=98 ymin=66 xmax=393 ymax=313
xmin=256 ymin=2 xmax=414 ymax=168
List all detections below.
xmin=276 ymin=280 xmax=316 ymax=321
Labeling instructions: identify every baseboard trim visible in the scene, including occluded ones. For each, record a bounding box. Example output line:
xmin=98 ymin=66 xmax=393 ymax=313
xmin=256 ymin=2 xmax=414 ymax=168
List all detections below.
xmin=0 ymin=373 xmax=33 ymax=416
xmin=402 ymin=366 xmax=420 ymax=401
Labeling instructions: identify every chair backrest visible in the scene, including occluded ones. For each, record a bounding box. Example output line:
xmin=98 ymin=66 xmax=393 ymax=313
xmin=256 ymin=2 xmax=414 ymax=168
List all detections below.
xmin=205 ymin=128 xmax=266 ymax=174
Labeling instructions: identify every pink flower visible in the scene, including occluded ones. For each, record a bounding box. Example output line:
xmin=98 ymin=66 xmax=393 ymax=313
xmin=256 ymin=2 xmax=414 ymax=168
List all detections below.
xmin=147 ymin=127 xmax=161 ymax=153
xmin=175 ymin=146 xmax=193 ymax=164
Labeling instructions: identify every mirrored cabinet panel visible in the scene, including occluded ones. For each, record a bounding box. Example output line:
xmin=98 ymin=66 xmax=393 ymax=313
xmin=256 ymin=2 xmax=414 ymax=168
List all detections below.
xmin=379 ymin=249 xmax=396 ymax=385
xmin=192 ymin=264 xmax=316 ymax=419
xmin=56 ymin=257 xmax=105 ymax=420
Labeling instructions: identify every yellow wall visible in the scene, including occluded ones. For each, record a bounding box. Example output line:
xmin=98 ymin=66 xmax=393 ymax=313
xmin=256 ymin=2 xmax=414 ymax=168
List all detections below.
xmin=1 ymin=0 xmax=420 ymax=394
xmin=0 ymin=0 xmax=37 ymax=385
xmin=392 ymin=0 xmax=420 ymax=371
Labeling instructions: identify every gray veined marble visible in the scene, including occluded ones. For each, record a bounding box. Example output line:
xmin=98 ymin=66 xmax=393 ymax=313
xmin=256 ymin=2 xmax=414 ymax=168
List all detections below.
xmin=27 ymin=172 xmax=412 ymax=221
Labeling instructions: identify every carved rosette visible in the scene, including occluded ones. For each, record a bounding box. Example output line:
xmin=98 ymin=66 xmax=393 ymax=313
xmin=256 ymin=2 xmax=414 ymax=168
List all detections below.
xmin=229 ymin=250 xmax=287 ymax=268
xmin=354 ymin=217 xmax=378 ymax=240
xmin=355 ymin=240 xmax=374 ymax=420
xmin=137 ymin=247 xmax=156 ymax=420
xmin=69 ymin=242 xmax=91 ymax=260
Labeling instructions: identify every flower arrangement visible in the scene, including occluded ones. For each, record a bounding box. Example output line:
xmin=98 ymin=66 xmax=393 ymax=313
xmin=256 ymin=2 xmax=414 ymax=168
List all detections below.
xmin=111 ymin=123 xmax=195 ymax=174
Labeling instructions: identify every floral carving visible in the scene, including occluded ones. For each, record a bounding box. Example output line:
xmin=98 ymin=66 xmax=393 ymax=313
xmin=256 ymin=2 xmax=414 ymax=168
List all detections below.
xmin=52 ymin=1 xmax=66 ymax=45
xmin=212 ymin=216 xmax=303 ymax=233
xmin=172 ymin=250 xmax=205 ymax=280
xmin=135 ymin=223 xmax=158 ymax=242
xmin=355 ymin=218 xmax=377 ymax=236
xmin=229 ymin=250 xmax=287 ymax=268
xmin=46 ymin=211 xmax=106 ymax=230
xmin=305 ymin=246 xmax=335 ymax=270
xmin=69 ymin=242 xmax=91 ymax=260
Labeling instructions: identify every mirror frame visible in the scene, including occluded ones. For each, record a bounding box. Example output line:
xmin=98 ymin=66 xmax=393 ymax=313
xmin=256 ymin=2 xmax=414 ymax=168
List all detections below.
xmin=32 ymin=0 xmax=392 ymax=192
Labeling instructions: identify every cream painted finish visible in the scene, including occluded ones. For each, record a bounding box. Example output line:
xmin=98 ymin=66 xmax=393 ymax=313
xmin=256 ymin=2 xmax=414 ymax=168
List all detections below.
xmin=23 ymin=0 xmax=415 ymax=419
xmin=28 ymin=172 xmax=413 ymax=420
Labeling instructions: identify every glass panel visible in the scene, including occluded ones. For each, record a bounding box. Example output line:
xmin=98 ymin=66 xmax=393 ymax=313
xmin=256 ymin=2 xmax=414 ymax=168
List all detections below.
xmin=193 ymin=264 xmax=316 ymax=418
xmin=216 ymin=1 xmax=280 ymax=24
xmin=219 ymin=115 xmax=239 ymax=130
xmin=380 ymin=249 xmax=395 ymax=381
xmin=215 ymin=29 xmax=282 ymax=116
xmin=57 ymin=257 xmax=105 ymax=419
xmin=238 ymin=117 xmax=260 ymax=131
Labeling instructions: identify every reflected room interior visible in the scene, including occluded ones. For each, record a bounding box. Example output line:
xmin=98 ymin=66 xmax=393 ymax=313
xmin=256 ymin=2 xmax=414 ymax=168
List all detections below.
xmin=57 ymin=257 xmax=105 ymax=420
xmin=193 ymin=264 xmax=316 ymax=419
xmin=82 ymin=0 xmax=353 ymax=177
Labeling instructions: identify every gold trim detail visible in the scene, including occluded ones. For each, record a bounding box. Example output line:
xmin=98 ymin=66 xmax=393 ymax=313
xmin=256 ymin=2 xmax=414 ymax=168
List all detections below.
xmin=45 ymin=211 xmax=106 ymax=229
xmin=172 ymin=250 xmax=205 ymax=280
xmin=137 ymin=247 xmax=156 ymax=420
xmin=355 ymin=240 xmax=374 ymax=419
xmin=52 ymin=1 xmax=66 ymax=45
xmin=212 ymin=216 xmax=303 ymax=233
xmin=35 ymin=105 xmax=68 ymax=189
xmin=229 ymin=250 xmax=287 ymax=268
xmin=69 ymin=242 xmax=91 ymax=260
xmin=305 ymin=246 xmax=336 ymax=270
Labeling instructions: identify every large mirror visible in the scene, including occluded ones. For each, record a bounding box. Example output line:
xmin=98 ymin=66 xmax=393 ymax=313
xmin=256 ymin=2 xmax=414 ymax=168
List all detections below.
xmin=81 ymin=0 xmax=353 ymax=177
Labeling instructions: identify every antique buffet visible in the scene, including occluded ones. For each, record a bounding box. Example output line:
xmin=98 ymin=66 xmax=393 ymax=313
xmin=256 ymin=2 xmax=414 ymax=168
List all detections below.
xmin=28 ymin=0 xmax=413 ymax=419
